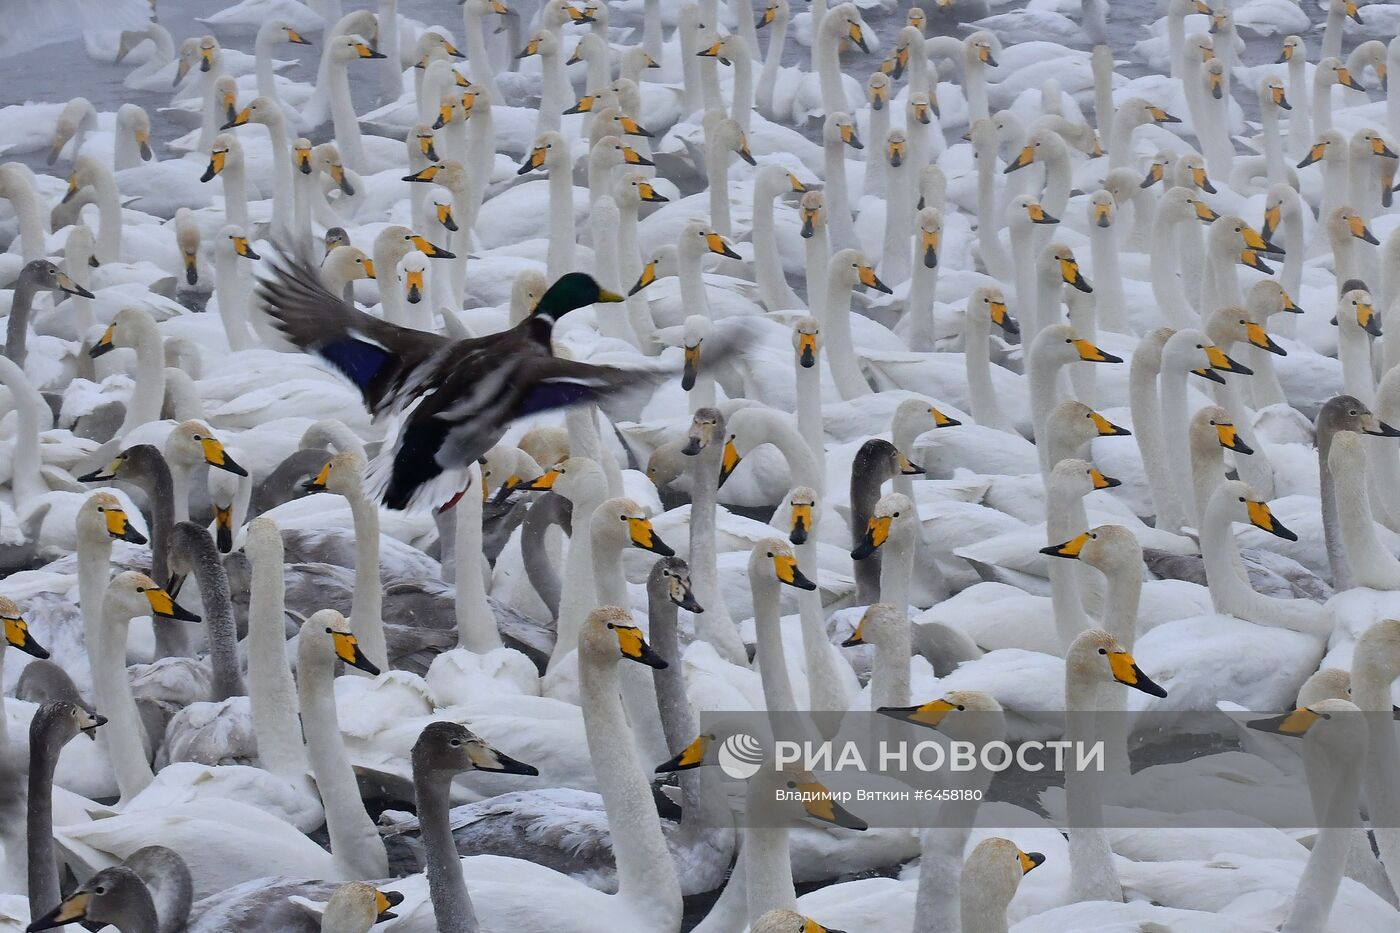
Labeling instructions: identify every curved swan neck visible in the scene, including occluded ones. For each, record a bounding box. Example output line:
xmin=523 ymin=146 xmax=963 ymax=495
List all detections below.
xmin=247 ymin=528 xmax=309 ymax=781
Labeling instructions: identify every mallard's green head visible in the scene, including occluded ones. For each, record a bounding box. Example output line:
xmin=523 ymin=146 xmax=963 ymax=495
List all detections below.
xmin=533 ymin=272 xmax=625 ymax=321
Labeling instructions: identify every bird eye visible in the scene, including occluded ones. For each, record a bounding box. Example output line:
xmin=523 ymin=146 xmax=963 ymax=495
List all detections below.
xmin=957 ymin=704 xmax=965 ymax=711
xmin=1350 ymin=409 xmax=1359 ymax=416
xmin=95 ymin=887 xmax=105 ymax=895
xmin=620 ymin=515 xmax=627 ymax=521
xmin=893 ymin=511 xmax=900 ymax=517
xmin=766 ymin=551 xmax=774 ymax=558
xmin=605 ymin=622 xmax=615 ymax=630
xmin=1098 ymin=648 xmax=1107 ymax=655
xmin=449 ymin=739 xmax=461 ymax=747
xmin=1238 ymin=496 xmax=1245 ymax=502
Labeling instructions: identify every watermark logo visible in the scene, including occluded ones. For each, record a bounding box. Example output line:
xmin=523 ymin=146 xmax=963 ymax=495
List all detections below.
xmin=718 ymin=732 xmax=764 ymax=779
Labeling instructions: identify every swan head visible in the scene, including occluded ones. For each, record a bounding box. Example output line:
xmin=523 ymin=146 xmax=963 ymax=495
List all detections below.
xmin=885 ymin=129 xmax=907 ymax=169
xmin=1247 ymin=698 xmax=1366 ymax=763
xmin=304 ymin=608 xmax=379 ymax=675
xmin=302 ymin=449 xmax=369 ymax=498
xmin=965 ymin=31 xmax=999 ymax=68
xmin=850 ymin=493 xmax=915 ymax=562
xmin=1277 ymin=34 xmax=1303 ymax=63
xmin=1211 ymin=214 xmax=1282 ymax=261
xmin=1353 ymin=128 xmax=1398 ymax=162
xmin=115 ymin=103 xmax=153 ymax=162
xmin=971 ymin=285 xmax=1017 ymax=336
xmin=332 ymin=34 xmax=386 ymax=63
xmin=865 ymin=71 xmax=889 ymax=111
xmin=516 ymin=28 xmax=557 ymax=60
xmin=878 ymin=689 xmax=1005 ymax=749
xmin=593 ymin=497 xmax=674 ymax=556
xmin=1048 ymin=458 xmax=1120 ymax=501
xmin=582 ymin=605 xmax=668 ymax=668
xmin=1209 ymin=479 xmax=1299 ymax=541
xmin=1136 ymin=152 xmax=1171 ymax=190
xmin=783 ymin=486 xmax=819 ymax=545
xmin=1204 ymin=59 xmax=1226 ymax=99
xmin=0 ymin=595 xmax=48 ymax=660
xmin=88 ymin=306 xmax=157 ymax=358
xmin=323 ymin=226 xmax=350 ymax=257
xmin=791 ymin=317 xmax=821 ymax=369
xmin=106 ymin=570 xmax=201 ymax=623
xmin=1298 ymin=667 xmax=1353 ymax=706
xmin=756 ymin=0 xmax=788 ymax=32
xmin=1320 ymin=56 xmax=1365 ymax=91
xmin=1334 ymin=287 xmax=1383 ymax=337
xmin=1009 ymin=195 xmax=1057 ymax=228
xmin=400 ymin=252 xmax=429 ymax=305
xmin=825 ymin=112 xmax=863 ymax=151
xmin=1038 ymin=244 xmax=1094 ymax=294
xmin=752 ymin=909 xmax=846 ymax=933
xmin=1331 ymin=0 xmax=1365 ymax=24
xmin=841 ymin=601 xmax=904 ymax=649
xmin=1193 ymin=404 xmax=1255 ymax=456
xmin=1067 ymin=629 xmax=1167 ymax=697
xmin=1319 ymin=394 xmax=1400 ymax=441
xmin=1186 ymin=31 xmax=1214 ymax=66
xmin=79 ymin=490 xmax=147 ymax=546
xmin=651 ymin=556 xmax=702 ymax=612
xmin=320 ymin=883 xmax=405 ymax=930
xmin=749 ymin=538 xmax=816 ymax=591
xmin=1248 ymin=280 xmax=1303 ymax=320
xmin=30 ymin=700 xmax=106 ymax=755
xmin=315 ymin=144 xmax=355 ymax=194
xmin=682 ymin=406 xmax=724 ymax=458
xmin=960 ymin=838 xmax=1046 ymax=916
xmin=1043 ymin=524 xmax=1141 ymax=580
xmin=1046 ymin=402 xmax=1131 ymax=459
xmin=412 ymin=721 xmax=540 ymax=782
xmin=19 ymin=258 xmax=95 ymax=300
xmin=201 ymin=133 xmax=238 ymax=182
xmin=517 ymin=131 xmax=567 ymax=175
xmin=27 ymin=865 xmax=156 ymax=932
xmin=323 ymin=245 xmax=376 ymax=283
xmin=1160 ymin=327 xmax=1246 ymax=384
xmin=798 ymin=191 xmax=825 ymax=239
xmin=830 ymin=248 xmax=892 ymax=294
xmin=1327 ymin=207 xmax=1380 ymax=247
xmin=222 ymin=95 xmax=279 ymax=132
xmin=165 ymin=419 xmax=247 ymax=476
xmin=243 ymin=516 xmax=282 ymax=566
xmin=521 ymin=455 xmax=605 ymax=501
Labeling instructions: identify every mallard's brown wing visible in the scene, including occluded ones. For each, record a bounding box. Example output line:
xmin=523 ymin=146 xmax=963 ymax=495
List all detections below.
xmin=256 ymin=254 xmax=450 ymax=415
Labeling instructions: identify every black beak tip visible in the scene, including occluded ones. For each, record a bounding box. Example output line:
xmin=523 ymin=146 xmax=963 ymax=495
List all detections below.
xmin=186 ymin=267 xmax=198 ymax=285
xmin=679 ymin=594 xmax=704 ymax=613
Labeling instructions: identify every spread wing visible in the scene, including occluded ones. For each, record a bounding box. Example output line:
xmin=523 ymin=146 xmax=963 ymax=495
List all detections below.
xmin=256 ymin=253 xmax=450 ymax=416
xmin=367 ymin=355 xmax=661 ymax=512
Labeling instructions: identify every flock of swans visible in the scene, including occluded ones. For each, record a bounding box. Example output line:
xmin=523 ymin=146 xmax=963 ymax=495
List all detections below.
xmin=7 ymin=0 xmax=1400 ymax=929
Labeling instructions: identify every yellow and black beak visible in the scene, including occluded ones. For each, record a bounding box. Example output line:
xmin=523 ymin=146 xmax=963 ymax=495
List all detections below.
xmin=135 ymin=128 xmax=153 ymax=162
xmin=436 ymin=202 xmax=459 ymax=231
xmin=852 ymin=515 xmax=891 ymax=561
xmin=285 ymin=27 xmax=312 ymax=45
xmin=201 ymin=148 xmax=227 ymax=182
xmin=1093 ymin=202 xmax=1112 ymax=228
xmin=1208 ymin=70 xmax=1224 ymax=100
xmin=520 ymin=468 xmax=561 ymax=491
xmin=989 ymin=299 xmax=1019 ymax=336
xmin=329 ymin=627 xmax=381 ymax=674
xmin=89 ymin=324 xmax=117 ymax=358
xmin=839 ymin=123 xmax=863 ymax=150
xmin=608 ymin=621 xmax=668 ymax=669
xmin=858 ymin=264 xmax=893 ymax=295
xmin=655 ymin=733 xmax=712 ymax=772
xmin=717 ymin=439 xmax=742 ymax=487
xmin=1241 ymin=224 xmax=1283 ymax=255
xmin=921 ymin=227 xmax=939 ymax=268
xmin=1106 ymin=649 xmax=1168 ymax=697
xmin=789 ymin=501 xmax=813 ymax=544
xmin=869 ymin=82 xmax=887 ymax=111
xmin=221 ymin=106 xmax=252 ymax=131
xmin=4 ymin=611 xmax=49 ymax=659
xmin=564 ymin=94 xmax=596 ymax=114
xmin=706 ymin=232 xmax=742 ymax=260
xmin=619 ymin=115 xmax=655 ymax=139
xmin=1073 ymin=338 xmax=1121 ymax=363
xmin=174 ymin=55 xmax=192 ymax=84
xmin=1088 ymin=411 xmax=1132 ymax=436
xmin=201 ymin=437 xmax=248 ymax=476
xmin=1089 ymin=467 xmax=1120 ymax=489
xmin=800 ymin=207 xmax=819 ymax=238
xmin=1363 ymin=415 xmax=1400 ymax=437
xmin=773 ymin=552 xmax=817 ymax=590
xmin=78 ymin=455 xmax=125 ymax=482
xmin=294 ymin=144 xmax=315 ymax=174
xmin=144 ymin=586 xmax=202 ymax=623
xmin=231 ymin=236 xmax=260 ymax=261
xmin=622 ymin=145 xmax=655 ymax=167
xmin=1338 ymin=65 xmax=1364 ymax=90
xmin=418 ymin=134 xmax=440 ymax=163
xmin=28 ymin=890 xmax=91 ymax=929
xmin=1240 ymin=250 xmax=1274 ymax=274
xmin=1270 ymin=84 xmax=1291 ymax=110
xmin=1204 ymin=345 xmax=1253 ymax=375
xmin=373 ymin=889 xmax=404 ymax=923
xmin=629 ymin=260 xmax=658 ymax=295
xmin=103 ymin=506 xmax=147 ymax=544
xmin=977 ymin=44 xmax=997 ymax=67
xmin=200 ymin=45 xmax=216 ymax=72
xmin=464 ymin=741 xmax=540 ymax=776
xmin=403 ymin=162 xmax=443 ymax=185
xmin=1261 ymin=204 xmax=1281 ymax=241
xmin=1213 ymin=420 xmax=1253 ymax=454
xmin=410 ymin=234 xmax=455 ymax=259
xmin=736 ymin=139 xmax=756 ymax=165
xmin=797 ymin=330 xmax=818 ymax=368
xmin=214 ymin=504 xmax=234 ymax=553
xmin=627 ymin=516 xmax=674 ymax=556
xmin=1244 ymin=321 xmax=1285 ymax=355
xmin=1248 ymin=706 xmax=1327 ymax=737
xmin=877 ymin=697 xmax=959 ymax=729
xmin=1349 ymin=212 xmax=1381 ymax=244
xmin=758 ymin=4 xmax=778 ymax=29
xmin=1060 ymin=257 xmax=1093 ymax=293
xmin=1027 ymin=202 xmax=1059 ymax=225
xmin=1298 ymin=141 xmax=1328 ymax=168
xmin=698 ymin=40 xmax=729 ymax=65
xmin=302 ymin=461 xmax=332 ymax=492
xmin=329 ymin=162 xmax=355 ymax=195
xmin=638 ymin=181 xmax=669 ymax=202
xmin=78 ymin=709 xmax=107 ymax=740
xmin=1140 ymin=162 xmax=1164 ymax=189
xmin=1003 ymin=145 xmax=1035 ymax=174
xmin=792 ymin=777 xmax=868 ymax=829
xmin=354 ymin=41 xmax=387 ymax=59
xmin=847 ymin=20 xmax=869 ymax=53
xmin=517 ymin=146 xmax=547 ymax=175
xmin=840 ymin=615 xmax=867 ymax=647
xmin=682 ymin=342 xmax=701 ymax=391
xmin=1372 ymin=136 xmax=1398 ymax=158
xmin=1246 ymin=499 xmax=1298 ymax=541
xmin=1041 ymin=531 xmax=1090 ymax=559
xmin=434 ymin=101 xmax=455 ymax=129
xmin=1148 ymin=105 xmax=1180 ymax=124
xmin=1019 ymin=851 xmax=1046 ymax=874
xmin=405 ymin=268 xmax=424 ymax=304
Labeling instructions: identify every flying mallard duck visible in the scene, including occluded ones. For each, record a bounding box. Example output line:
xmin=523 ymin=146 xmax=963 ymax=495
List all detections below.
xmin=257 ymin=256 xmax=658 ymax=511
